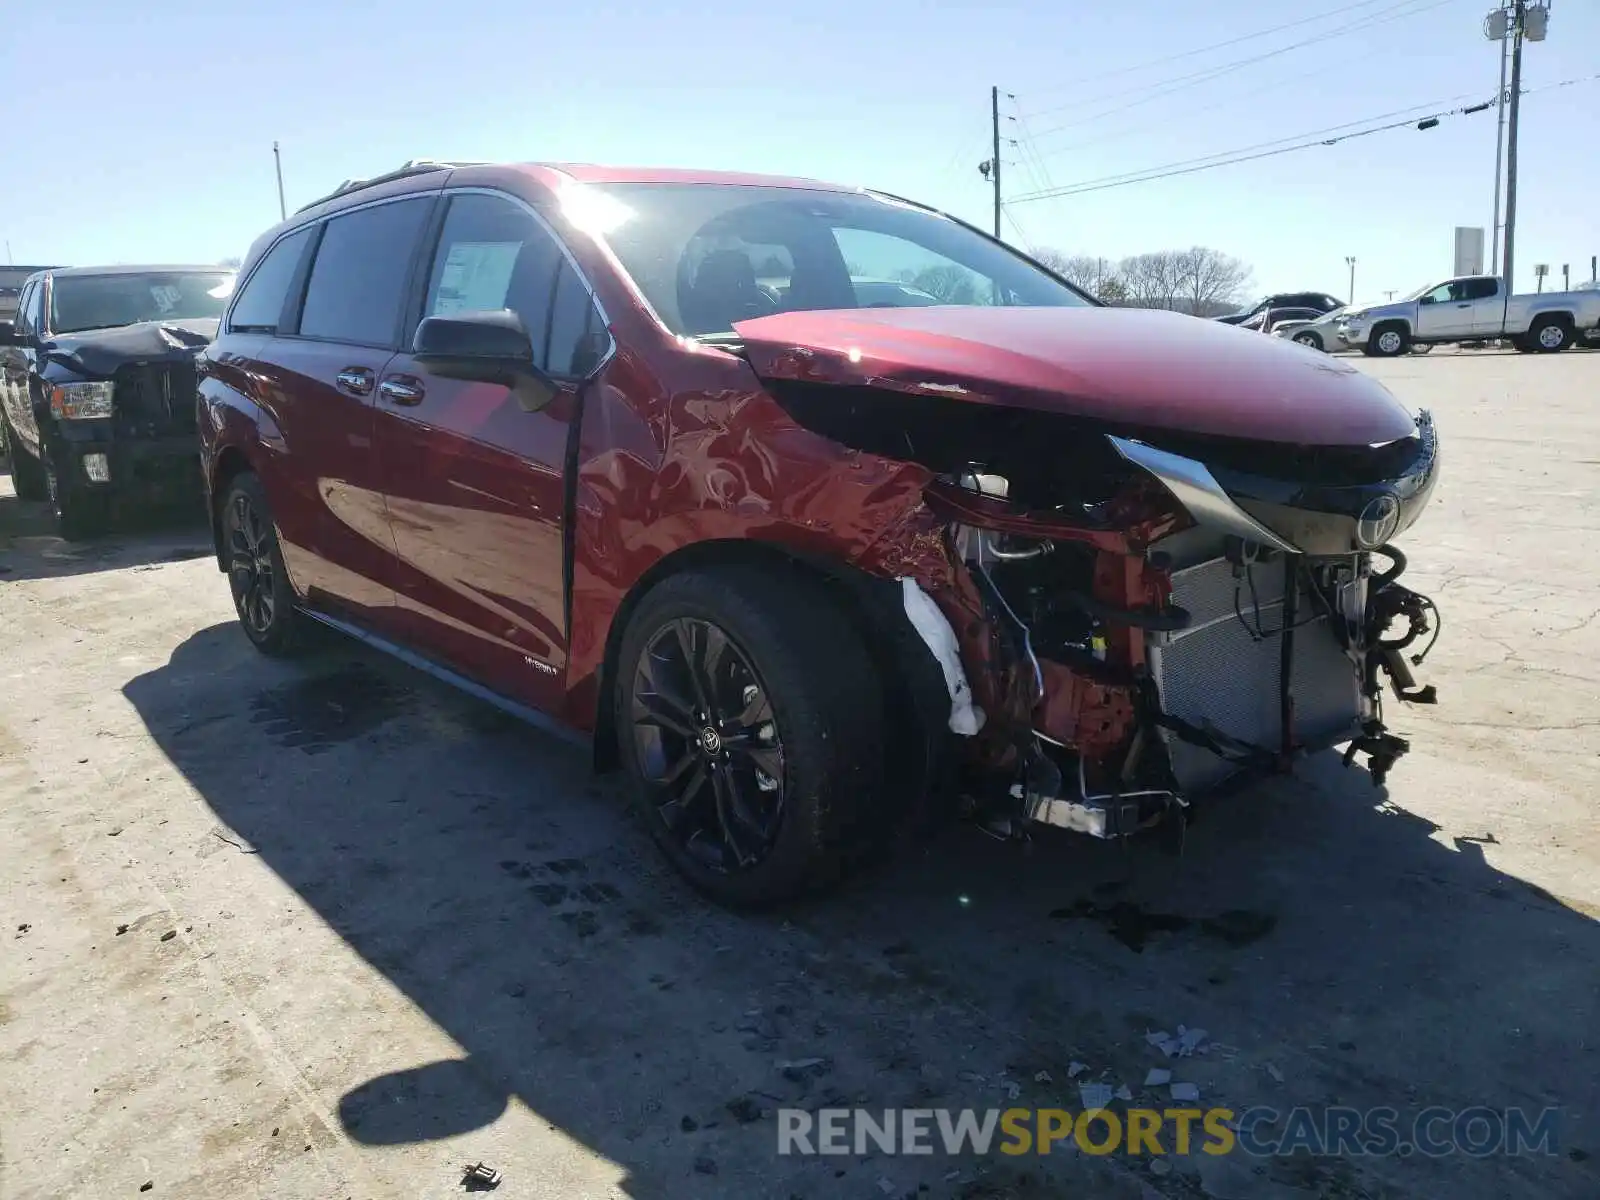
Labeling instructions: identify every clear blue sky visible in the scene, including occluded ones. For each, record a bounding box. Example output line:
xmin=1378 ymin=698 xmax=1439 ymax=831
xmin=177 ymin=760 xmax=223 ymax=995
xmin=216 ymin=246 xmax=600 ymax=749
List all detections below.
xmin=3 ymin=0 xmax=1595 ymax=300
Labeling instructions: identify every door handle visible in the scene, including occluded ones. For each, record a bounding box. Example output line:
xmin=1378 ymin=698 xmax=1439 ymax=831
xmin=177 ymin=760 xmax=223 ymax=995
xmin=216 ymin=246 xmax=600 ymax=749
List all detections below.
xmin=1456 ymin=303 xmax=1471 ymax=309
xmin=379 ymin=378 xmax=425 ymax=406
xmin=336 ymin=367 xmax=375 ymax=396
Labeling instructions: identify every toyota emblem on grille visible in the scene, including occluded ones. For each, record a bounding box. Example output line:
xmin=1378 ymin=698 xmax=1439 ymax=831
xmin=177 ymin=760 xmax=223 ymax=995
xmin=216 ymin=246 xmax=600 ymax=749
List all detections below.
xmin=1356 ymin=494 xmax=1400 ymax=549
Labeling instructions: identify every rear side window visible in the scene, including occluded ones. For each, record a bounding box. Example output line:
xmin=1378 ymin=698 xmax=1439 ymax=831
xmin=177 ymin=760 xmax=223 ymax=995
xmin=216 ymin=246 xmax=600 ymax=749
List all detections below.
xmin=420 ymin=191 xmax=605 ymax=378
xmin=300 ymin=197 xmax=431 ymax=345
xmin=1462 ymin=278 xmax=1498 ymax=300
xmin=228 ymin=227 xmax=312 ymax=333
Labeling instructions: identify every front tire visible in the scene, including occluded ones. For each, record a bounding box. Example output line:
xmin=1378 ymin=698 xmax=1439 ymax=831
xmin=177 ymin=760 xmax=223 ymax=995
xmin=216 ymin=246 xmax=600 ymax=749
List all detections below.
xmin=46 ymin=456 xmax=111 ymax=541
xmin=1368 ymin=324 xmax=1410 ymax=357
xmin=221 ymin=471 xmax=304 ymax=657
xmin=613 ymin=566 xmax=886 ymax=908
xmin=1293 ymin=331 xmax=1323 ymax=351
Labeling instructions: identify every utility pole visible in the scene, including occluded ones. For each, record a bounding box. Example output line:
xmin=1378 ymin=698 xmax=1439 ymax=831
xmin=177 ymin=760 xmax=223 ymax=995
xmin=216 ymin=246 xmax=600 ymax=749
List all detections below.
xmin=1345 ymin=256 xmax=1357 ymax=304
xmin=273 ymin=141 xmax=287 ymax=221
xmin=1501 ymin=2 xmax=1525 ymax=292
xmin=990 ymin=86 xmax=1002 ymax=239
xmin=1489 ymin=10 xmax=1510 ymax=268
xmin=1384 ymin=290 xmax=1397 ymax=301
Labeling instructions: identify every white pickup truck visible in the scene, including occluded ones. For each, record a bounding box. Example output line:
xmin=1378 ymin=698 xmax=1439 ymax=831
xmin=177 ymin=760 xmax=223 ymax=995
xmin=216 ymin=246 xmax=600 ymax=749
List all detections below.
xmin=1337 ymin=274 xmax=1600 ymax=356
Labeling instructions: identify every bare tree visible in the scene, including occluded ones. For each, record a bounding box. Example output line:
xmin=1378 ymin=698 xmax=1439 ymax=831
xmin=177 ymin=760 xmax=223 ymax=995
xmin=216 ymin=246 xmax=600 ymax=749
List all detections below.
xmin=1117 ymin=252 xmax=1182 ymax=310
xmin=218 ymin=256 xmax=243 ymax=269
xmin=911 ymin=265 xmax=980 ymax=304
xmin=1172 ymin=247 xmax=1252 ymax=316
xmin=1033 ymin=249 xmax=1125 ymax=303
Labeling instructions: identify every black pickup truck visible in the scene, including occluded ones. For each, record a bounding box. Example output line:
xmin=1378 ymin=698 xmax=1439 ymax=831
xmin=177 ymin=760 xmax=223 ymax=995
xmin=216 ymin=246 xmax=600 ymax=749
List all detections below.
xmin=0 ymin=264 xmax=234 ymax=537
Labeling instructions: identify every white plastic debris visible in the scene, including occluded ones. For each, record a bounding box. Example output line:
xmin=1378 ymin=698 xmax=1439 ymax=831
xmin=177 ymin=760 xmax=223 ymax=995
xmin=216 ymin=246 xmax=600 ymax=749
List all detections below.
xmin=899 ymin=577 xmax=984 ymax=735
xmin=1143 ymin=1068 xmax=1171 ymax=1086
xmin=1078 ymin=1082 xmax=1114 ymax=1111
xmin=1145 ymin=1031 xmax=1181 ymax=1058
xmin=1169 ymin=1082 xmax=1201 ymax=1103
xmin=1002 ymin=1079 xmax=1021 ymax=1100
xmin=1068 ymin=1061 xmax=1089 ymax=1078
xmin=1177 ymin=1026 xmax=1209 ymax=1056
xmin=1034 ymin=1070 xmax=1053 ymax=1084
xmin=1114 ymin=1085 xmax=1134 ymax=1102
xmin=1265 ymin=1062 xmax=1284 ymax=1083
xmin=877 ymin=1178 xmax=897 ymax=1196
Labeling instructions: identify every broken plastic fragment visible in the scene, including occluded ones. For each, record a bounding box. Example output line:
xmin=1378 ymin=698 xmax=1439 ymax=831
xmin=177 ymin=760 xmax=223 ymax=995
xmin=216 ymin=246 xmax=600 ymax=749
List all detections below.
xmin=1265 ymin=1062 xmax=1284 ymax=1083
xmin=1114 ymin=1085 xmax=1134 ymax=1102
xmin=1068 ymin=1061 xmax=1088 ymax=1078
xmin=1143 ymin=1068 xmax=1171 ymax=1087
xmin=1078 ymin=1082 xmax=1114 ymax=1111
xmin=1169 ymin=1082 xmax=1201 ymax=1102
xmin=899 ymin=577 xmax=984 ymax=735
xmin=1177 ymin=1026 xmax=1209 ymax=1056
xmin=1145 ymin=1030 xmax=1180 ymax=1057
xmin=1002 ymin=1080 xmax=1021 ymax=1100
xmin=1034 ymin=1070 xmax=1053 ymax=1084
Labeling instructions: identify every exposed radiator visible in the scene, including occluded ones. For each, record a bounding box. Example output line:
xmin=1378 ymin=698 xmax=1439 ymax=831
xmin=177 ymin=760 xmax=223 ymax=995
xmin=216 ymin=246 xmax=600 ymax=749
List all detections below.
xmin=1148 ymin=557 xmax=1363 ymax=793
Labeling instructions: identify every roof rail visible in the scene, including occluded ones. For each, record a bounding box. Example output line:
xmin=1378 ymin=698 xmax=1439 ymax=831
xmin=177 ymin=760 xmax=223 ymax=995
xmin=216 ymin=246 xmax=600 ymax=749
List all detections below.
xmin=292 ymin=160 xmax=487 ymax=215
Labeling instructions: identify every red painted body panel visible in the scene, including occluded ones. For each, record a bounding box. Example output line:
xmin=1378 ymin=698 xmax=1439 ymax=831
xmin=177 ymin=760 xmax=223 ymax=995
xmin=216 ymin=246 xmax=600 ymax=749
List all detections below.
xmin=734 ymin=305 xmax=1418 ymax=446
xmin=371 ymin=354 xmax=573 ymax=711
xmin=242 ymin=338 xmax=402 ymax=630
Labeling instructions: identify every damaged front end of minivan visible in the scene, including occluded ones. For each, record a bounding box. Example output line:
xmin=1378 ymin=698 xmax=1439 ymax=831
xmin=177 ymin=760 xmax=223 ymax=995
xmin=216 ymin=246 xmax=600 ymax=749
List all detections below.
xmin=738 ymin=308 xmax=1443 ymax=844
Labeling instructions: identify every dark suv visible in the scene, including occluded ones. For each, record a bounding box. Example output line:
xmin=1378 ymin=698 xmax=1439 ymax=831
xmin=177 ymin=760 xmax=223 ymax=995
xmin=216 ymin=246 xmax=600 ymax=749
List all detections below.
xmin=0 ymin=264 xmax=234 ymax=536
xmin=1215 ymin=291 xmax=1345 ymax=325
xmin=201 ymin=160 xmax=1440 ymax=907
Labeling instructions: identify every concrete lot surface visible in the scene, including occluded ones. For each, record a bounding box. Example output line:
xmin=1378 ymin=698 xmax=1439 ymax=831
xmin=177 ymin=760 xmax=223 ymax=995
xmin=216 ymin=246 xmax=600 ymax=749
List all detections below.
xmin=2 ymin=349 xmax=1597 ymax=1199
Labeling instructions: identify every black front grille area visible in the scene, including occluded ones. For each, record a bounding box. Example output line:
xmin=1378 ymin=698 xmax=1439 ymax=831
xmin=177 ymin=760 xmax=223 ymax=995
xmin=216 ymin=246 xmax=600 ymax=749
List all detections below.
xmin=114 ymin=361 xmax=199 ymax=437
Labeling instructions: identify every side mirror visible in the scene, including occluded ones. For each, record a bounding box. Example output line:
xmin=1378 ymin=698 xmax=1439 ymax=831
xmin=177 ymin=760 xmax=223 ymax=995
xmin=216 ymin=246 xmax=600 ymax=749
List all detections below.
xmin=1418 ymin=294 xmax=1435 ymax=305
xmin=0 ymin=320 xmax=17 ymax=347
xmin=412 ymin=309 xmax=558 ymax=412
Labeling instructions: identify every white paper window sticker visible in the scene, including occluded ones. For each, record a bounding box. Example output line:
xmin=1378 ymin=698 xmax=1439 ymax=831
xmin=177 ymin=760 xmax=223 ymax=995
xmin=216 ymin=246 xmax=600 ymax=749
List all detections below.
xmin=150 ymin=284 xmax=183 ymax=314
xmin=432 ymin=241 xmax=522 ymax=316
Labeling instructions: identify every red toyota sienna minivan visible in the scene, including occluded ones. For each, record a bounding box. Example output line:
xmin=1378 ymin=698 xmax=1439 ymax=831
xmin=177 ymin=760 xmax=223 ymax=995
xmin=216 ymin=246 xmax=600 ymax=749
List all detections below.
xmin=199 ymin=160 xmax=1441 ymax=907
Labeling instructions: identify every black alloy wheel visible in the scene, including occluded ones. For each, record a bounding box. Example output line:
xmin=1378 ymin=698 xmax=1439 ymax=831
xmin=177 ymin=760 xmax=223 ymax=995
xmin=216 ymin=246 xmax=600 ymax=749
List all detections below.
xmin=631 ymin=617 xmax=786 ymax=874
xmin=222 ymin=472 xmax=302 ymax=656
xmin=228 ymin=488 xmax=277 ymax=635
xmin=614 ymin=566 xmax=886 ymax=908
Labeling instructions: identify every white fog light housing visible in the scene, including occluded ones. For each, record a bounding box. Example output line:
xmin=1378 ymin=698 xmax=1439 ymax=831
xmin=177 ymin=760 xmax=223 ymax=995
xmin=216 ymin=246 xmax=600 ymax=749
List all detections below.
xmin=50 ymin=381 xmax=115 ymax=420
xmin=82 ymin=453 xmax=111 ymax=483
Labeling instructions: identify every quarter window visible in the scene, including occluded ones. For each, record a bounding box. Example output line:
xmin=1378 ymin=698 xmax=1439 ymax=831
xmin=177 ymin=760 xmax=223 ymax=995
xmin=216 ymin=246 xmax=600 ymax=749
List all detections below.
xmin=229 ymin=227 xmax=312 ymax=333
xmin=421 ymin=192 xmax=605 ymax=378
xmin=299 ymin=198 xmax=431 ymax=345
xmin=14 ymin=282 xmax=37 ymax=337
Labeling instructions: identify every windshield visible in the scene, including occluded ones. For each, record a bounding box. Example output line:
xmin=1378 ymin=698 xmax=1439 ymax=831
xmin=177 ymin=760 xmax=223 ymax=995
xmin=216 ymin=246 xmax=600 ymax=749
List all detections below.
xmin=49 ymin=271 xmax=236 ymax=335
xmin=577 ymin=183 xmax=1092 ymax=338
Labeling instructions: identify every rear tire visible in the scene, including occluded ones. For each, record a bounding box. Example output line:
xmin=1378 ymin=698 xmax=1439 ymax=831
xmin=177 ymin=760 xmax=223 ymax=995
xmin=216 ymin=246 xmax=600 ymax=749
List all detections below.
xmin=1529 ymin=314 xmax=1572 ymax=353
xmin=3 ymin=416 xmax=49 ymax=501
xmin=220 ymin=471 xmax=305 ymax=657
xmin=1368 ymin=324 xmax=1410 ymax=357
xmin=613 ymin=565 xmax=886 ymax=908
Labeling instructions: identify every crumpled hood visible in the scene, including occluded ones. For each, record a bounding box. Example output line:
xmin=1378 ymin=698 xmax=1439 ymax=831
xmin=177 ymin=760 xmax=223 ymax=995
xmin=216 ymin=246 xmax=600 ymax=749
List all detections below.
xmin=45 ymin=317 xmax=219 ymax=377
xmin=734 ymin=306 xmax=1417 ymax=447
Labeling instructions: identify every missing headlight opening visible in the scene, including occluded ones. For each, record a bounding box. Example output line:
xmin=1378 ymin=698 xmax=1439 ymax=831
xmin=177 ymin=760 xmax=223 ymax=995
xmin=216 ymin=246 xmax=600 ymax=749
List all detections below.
xmin=809 ymin=390 xmax=1443 ymax=849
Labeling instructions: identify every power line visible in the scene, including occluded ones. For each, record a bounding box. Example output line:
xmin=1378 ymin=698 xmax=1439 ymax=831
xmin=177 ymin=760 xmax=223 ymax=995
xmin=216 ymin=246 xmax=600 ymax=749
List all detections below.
xmin=1008 ymin=94 xmax=1502 ymax=204
xmin=1025 ymin=0 xmax=1466 ymax=130
xmin=1020 ymin=0 xmax=1427 ymax=100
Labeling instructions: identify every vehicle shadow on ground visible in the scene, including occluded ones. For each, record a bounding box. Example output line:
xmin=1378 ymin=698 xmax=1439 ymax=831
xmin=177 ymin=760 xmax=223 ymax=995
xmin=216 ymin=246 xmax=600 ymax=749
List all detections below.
xmin=0 ymin=478 xmax=211 ymax=582
xmin=122 ymin=624 xmax=1599 ymax=1200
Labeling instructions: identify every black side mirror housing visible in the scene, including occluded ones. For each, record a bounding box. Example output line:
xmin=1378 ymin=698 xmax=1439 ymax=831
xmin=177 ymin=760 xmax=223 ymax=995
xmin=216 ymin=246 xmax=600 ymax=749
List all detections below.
xmin=0 ymin=320 xmax=17 ymax=347
xmin=412 ymin=309 xmax=559 ymax=412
